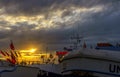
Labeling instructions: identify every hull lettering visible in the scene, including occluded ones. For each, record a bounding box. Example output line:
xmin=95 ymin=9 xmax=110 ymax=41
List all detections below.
xmin=109 ymin=64 xmax=120 ymax=74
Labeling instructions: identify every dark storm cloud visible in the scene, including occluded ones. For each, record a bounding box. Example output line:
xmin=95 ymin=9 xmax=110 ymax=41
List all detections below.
xmin=0 ymin=0 xmax=120 ymax=50
xmin=0 ymin=0 xmax=118 ymax=16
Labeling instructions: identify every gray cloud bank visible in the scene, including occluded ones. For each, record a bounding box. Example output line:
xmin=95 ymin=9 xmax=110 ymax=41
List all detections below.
xmin=0 ymin=0 xmax=119 ymax=16
xmin=0 ymin=0 xmax=120 ymax=50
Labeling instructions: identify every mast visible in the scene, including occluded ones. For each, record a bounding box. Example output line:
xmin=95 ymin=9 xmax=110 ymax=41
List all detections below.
xmin=70 ymin=33 xmax=83 ymax=50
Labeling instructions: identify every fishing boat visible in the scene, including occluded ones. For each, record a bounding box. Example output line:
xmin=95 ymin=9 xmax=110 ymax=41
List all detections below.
xmin=30 ymin=34 xmax=120 ymax=77
xmin=30 ymin=47 xmax=120 ymax=77
xmin=95 ymin=43 xmax=120 ymax=51
xmin=3 ymin=40 xmax=118 ymax=77
xmin=0 ymin=41 xmax=40 ymax=77
xmin=0 ymin=60 xmax=39 ymax=77
xmin=61 ymin=48 xmax=120 ymax=77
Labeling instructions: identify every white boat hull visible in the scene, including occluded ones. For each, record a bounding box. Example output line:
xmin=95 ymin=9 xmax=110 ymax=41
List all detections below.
xmin=62 ymin=57 xmax=120 ymax=77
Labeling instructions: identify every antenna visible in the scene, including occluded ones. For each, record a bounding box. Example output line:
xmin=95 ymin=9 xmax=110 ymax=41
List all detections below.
xmin=70 ymin=33 xmax=83 ymax=50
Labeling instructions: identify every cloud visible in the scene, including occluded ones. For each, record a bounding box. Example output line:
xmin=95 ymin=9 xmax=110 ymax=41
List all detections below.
xmin=0 ymin=0 xmax=115 ymax=15
xmin=0 ymin=0 xmax=120 ymax=50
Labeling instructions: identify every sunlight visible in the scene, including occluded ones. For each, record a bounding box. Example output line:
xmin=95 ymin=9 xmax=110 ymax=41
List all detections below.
xmin=20 ymin=48 xmax=37 ymax=53
xmin=29 ymin=48 xmax=36 ymax=53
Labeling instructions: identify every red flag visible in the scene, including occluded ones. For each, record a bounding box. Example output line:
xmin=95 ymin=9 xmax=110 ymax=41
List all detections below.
xmin=56 ymin=51 xmax=68 ymax=56
xmin=0 ymin=50 xmax=6 ymax=56
xmin=10 ymin=40 xmax=15 ymax=50
xmin=6 ymin=58 xmax=16 ymax=64
xmin=5 ymin=52 xmax=10 ymax=56
xmin=10 ymin=51 xmax=16 ymax=63
xmin=11 ymin=59 xmax=16 ymax=64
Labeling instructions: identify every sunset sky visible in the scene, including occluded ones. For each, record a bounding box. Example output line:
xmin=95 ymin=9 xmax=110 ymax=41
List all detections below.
xmin=0 ymin=0 xmax=120 ymax=51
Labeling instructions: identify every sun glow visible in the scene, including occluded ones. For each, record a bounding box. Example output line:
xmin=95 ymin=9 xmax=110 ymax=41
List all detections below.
xmin=20 ymin=48 xmax=36 ymax=53
xmin=29 ymin=48 xmax=36 ymax=53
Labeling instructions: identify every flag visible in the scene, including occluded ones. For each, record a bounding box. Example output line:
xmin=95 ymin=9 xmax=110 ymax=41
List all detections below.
xmin=5 ymin=52 xmax=10 ymax=56
xmin=0 ymin=50 xmax=15 ymax=64
xmin=10 ymin=40 xmax=18 ymax=58
xmin=56 ymin=51 xmax=68 ymax=56
xmin=10 ymin=40 xmax=15 ymax=50
xmin=0 ymin=50 xmax=6 ymax=56
xmin=10 ymin=51 xmax=16 ymax=63
xmin=6 ymin=58 xmax=16 ymax=64
xmin=10 ymin=50 xmax=16 ymax=58
xmin=17 ymin=51 xmax=21 ymax=57
xmin=0 ymin=50 xmax=11 ymax=58
xmin=14 ymin=51 xmax=18 ymax=57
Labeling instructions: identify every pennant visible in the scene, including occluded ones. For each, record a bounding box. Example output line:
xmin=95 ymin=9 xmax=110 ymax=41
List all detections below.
xmin=0 ymin=50 xmax=14 ymax=64
xmin=5 ymin=52 xmax=10 ymax=56
xmin=17 ymin=51 xmax=21 ymax=57
xmin=10 ymin=51 xmax=16 ymax=63
xmin=15 ymin=52 xmax=18 ymax=57
xmin=0 ymin=50 xmax=6 ymax=56
xmin=10 ymin=40 xmax=15 ymax=50
xmin=10 ymin=50 xmax=16 ymax=58
xmin=6 ymin=58 xmax=16 ymax=64
xmin=56 ymin=51 xmax=68 ymax=56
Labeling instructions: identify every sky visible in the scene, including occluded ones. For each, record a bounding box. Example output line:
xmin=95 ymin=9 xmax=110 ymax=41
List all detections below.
xmin=0 ymin=0 xmax=120 ymax=51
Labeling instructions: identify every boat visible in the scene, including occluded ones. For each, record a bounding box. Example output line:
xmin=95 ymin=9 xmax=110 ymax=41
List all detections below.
xmin=30 ymin=47 xmax=120 ymax=77
xmin=36 ymin=41 xmax=120 ymax=77
xmin=29 ymin=35 xmax=120 ymax=77
xmin=0 ymin=60 xmax=40 ymax=77
xmin=95 ymin=43 xmax=120 ymax=51
xmin=0 ymin=41 xmax=40 ymax=77
xmin=3 ymin=40 xmax=118 ymax=77
xmin=61 ymin=48 xmax=120 ymax=77
xmin=32 ymin=64 xmax=62 ymax=77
